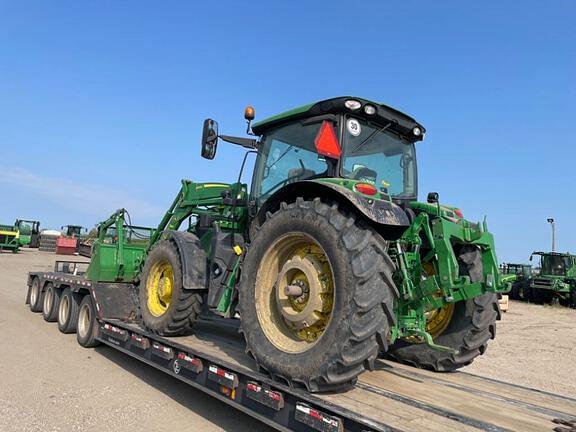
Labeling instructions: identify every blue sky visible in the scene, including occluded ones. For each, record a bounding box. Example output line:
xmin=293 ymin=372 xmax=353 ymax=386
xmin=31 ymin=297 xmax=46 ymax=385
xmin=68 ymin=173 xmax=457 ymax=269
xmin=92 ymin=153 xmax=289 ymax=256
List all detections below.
xmin=0 ymin=1 xmax=574 ymax=262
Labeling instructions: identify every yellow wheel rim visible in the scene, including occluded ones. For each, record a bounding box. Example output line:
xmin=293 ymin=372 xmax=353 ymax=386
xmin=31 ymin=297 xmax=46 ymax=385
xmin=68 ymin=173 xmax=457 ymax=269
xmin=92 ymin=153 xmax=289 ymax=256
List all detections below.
xmin=146 ymin=260 xmax=174 ymax=317
xmin=255 ymin=233 xmax=335 ymax=354
xmin=425 ymin=302 xmax=455 ymax=338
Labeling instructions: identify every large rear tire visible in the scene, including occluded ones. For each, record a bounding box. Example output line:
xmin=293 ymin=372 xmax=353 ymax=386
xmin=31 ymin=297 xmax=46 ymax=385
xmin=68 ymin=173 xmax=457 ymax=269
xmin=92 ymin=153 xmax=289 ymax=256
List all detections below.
xmin=387 ymin=245 xmax=500 ymax=371
xmin=239 ymin=198 xmax=397 ymax=392
xmin=139 ymin=240 xmax=203 ymax=336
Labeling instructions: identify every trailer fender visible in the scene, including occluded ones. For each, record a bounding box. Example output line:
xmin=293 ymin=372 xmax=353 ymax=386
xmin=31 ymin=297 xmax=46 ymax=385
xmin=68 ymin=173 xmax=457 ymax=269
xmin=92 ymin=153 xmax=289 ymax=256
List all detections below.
xmin=164 ymin=231 xmax=207 ymax=290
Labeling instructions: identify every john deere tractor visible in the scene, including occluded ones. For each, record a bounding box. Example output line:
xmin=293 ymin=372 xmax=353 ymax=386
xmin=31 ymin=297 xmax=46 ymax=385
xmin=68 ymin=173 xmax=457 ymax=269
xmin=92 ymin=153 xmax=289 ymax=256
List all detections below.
xmin=529 ymin=251 xmax=576 ymax=306
xmin=88 ymin=97 xmax=510 ymax=391
xmin=15 ymin=219 xmax=40 ymax=248
xmin=502 ymin=263 xmax=533 ymax=300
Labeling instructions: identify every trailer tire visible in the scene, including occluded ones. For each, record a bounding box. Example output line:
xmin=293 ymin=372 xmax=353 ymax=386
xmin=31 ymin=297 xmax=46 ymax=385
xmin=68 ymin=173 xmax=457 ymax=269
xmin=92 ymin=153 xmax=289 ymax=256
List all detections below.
xmin=77 ymin=295 xmax=101 ymax=348
xmin=387 ymin=245 xmax=500 ymax=371
xmin=239 ymin=198 xmax=397 ymax=392
xmin=29 ymin=278 xmax=44 ymax=312
xmin=58 ymin=288 xmax=81 ymax=333
xmin=42 ymin=283 xmax=61 ymax=322
xmin=139 ymin=240 xmax=203 ymax=336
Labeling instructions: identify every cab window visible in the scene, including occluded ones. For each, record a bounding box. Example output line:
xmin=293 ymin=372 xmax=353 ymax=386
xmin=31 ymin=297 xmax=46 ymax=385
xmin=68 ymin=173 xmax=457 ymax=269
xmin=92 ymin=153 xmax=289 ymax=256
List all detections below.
xmin=254 ymin=121 xmax=331 ymax=199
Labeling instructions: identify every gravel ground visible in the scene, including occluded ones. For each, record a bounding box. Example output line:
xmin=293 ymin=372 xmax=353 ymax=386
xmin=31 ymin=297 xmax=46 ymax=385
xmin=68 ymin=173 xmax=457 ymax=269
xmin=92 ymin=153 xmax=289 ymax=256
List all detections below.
xmin=463 ymin=298 xmax=576 ymax=397
xmin=1 ymin=249 xmax=574 ymax=432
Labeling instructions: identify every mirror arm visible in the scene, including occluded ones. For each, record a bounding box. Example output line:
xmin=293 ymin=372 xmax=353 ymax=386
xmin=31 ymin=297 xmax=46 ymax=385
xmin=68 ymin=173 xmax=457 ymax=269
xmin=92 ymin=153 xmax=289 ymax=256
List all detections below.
xmin=219 ymin=135 xmax=257 ymax=149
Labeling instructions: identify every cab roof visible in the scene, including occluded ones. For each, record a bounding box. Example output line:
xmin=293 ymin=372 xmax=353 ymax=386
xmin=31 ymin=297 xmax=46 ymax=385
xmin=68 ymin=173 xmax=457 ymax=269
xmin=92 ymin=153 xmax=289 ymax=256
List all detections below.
xmin=251 ymin=96 xmax=426 ymax=142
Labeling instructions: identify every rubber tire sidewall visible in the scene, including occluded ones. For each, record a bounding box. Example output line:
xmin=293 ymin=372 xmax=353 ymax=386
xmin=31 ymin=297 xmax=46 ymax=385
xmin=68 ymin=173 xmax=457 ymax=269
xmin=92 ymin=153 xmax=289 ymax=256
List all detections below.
xmin=139 ymin=240 xmax=189 ymax=335
xmin=240 ymin=200 xmax=393 ymax=389
xmin=42 ymin=283 xmax=61 ymax=322
xmin=58 ymin=288 xmax=81 ymax=333
xmin=76 ymin=295 xmax=101 ymax=348
xmin=30 ymin=278 xmax=44 ymax=312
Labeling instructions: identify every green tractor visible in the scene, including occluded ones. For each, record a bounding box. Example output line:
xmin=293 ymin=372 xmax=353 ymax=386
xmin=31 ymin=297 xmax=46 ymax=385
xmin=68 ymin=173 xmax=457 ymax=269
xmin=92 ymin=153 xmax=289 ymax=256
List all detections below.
xmin=529 ymin=251 xmax=576 ymax=306
xmin=0 ymin=223 xmax=20 ymax=253
xmin=88 ymin=96 xmax=510 ymax=391
xmin=501 ymin=263 xmax=532 ymax=300
xmin=61 ymin=225 xmax=87 ymax=238
xmin=15 ymin=219 xmax=41 ymax=248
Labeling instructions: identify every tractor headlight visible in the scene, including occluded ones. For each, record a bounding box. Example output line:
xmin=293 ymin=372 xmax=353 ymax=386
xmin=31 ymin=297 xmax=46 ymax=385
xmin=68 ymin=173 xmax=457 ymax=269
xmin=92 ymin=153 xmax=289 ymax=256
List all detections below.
xmin=363 ymin=104 xmax=376 ymax=115
xmin=412 ymin=126 xmax=423 ymax=137
xmin=344 ymin=99 xmax=361 ymax=110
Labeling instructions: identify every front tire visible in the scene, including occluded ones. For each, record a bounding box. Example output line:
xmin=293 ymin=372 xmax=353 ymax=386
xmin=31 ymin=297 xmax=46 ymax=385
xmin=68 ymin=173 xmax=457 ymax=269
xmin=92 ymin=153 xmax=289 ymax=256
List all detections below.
xmin=139 ymin=240 xmax=203 ymax=336
xmin=239 ymin=198 xmax=397 ymax=392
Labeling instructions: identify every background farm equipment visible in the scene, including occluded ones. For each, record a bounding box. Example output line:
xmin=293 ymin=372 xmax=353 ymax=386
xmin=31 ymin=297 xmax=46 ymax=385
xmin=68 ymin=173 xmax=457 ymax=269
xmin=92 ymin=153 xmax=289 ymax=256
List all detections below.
xmin=15 ymin=219 xmax=40 ymax=248
xmin=501 ymin=263 xmax=533 ymax=300
xmin=529 ymin=251 xmax=576 ymax=306
xmin=0 ymin=223 xmax=19 ymax=253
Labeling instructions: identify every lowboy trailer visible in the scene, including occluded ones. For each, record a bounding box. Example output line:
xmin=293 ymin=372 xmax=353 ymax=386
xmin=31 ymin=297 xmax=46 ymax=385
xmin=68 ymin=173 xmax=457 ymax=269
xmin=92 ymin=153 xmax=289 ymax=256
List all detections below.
xmin=26 ymin=261 xmax=576 ymax=432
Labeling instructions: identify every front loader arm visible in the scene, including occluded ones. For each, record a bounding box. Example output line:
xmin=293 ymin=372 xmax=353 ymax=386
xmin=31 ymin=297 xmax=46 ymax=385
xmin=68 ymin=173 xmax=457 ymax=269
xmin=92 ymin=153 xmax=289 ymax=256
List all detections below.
xmin=148 ymin=180 xmax=237 ymax=250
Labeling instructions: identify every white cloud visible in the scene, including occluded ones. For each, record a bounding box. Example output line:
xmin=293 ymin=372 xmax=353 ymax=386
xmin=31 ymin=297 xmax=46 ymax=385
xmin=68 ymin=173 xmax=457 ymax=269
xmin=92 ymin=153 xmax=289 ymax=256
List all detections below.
xmin=0 ymin=167 xmax=163 ymax=220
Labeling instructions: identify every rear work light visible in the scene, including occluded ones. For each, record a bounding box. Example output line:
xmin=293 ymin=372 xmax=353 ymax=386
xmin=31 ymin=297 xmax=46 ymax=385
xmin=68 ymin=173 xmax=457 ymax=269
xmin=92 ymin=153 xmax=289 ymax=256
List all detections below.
xmin=355 ymin=183 xmax=377 ymax=196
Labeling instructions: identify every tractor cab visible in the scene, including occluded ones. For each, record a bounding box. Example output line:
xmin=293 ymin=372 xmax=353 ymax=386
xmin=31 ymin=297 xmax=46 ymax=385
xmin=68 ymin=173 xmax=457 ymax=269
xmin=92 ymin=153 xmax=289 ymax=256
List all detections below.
xmin=249 ymin=97 xmax=423 ymax=203
xmin=202 ymin=97 xmax=424 ymax=208
xmin=531 ymin=251 xmax=575 ymax=277
xmin=15 ymin=219 xmax=40 ymax=247
xmin=62 ymin=225 xmax=86 ymax=238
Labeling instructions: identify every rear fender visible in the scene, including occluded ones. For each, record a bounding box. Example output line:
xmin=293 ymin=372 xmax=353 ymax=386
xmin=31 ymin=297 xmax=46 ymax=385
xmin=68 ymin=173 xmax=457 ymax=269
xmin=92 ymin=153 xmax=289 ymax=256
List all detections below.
xmin=164 ymin=231 xmax=208 ymax=290
xmin=254 ymin=180 xmax=410 ymax=233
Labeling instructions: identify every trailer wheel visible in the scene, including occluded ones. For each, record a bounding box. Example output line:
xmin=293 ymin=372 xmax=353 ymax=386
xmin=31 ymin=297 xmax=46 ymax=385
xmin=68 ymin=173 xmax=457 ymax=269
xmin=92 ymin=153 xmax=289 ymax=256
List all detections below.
xmin=239 ymin=198 xmax=397 ymax=392
xmin=387 ymin=245 xmax=500 ymax=371
xmin=42 ymin=283 xmax=61 ymax=322
xmin=139 ymin=240 xmax=203 ymax=336
xmin=58 ymin=288 xmax=81 ymax=333
xmin=29 ymin=278 xmax=44 ymax=312
xmin=77 ymin=295 xmax=101 ymax=348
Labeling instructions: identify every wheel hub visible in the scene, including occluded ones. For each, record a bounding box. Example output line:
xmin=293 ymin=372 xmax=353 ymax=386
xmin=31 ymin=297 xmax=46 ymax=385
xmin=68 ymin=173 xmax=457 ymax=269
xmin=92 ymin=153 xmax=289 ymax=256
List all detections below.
xmin=254 ymin=233 xmax=336 ymax=353
xmin=275 ymin=255 xmax=325 ymax=331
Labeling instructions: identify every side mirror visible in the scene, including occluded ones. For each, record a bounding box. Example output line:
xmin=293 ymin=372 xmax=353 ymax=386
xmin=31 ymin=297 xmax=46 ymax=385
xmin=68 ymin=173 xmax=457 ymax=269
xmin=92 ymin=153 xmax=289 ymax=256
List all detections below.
xmin=201 ymin=119 xmax=219 ymax=160
xmin=529 ymin=255 xmax=533 ymax=262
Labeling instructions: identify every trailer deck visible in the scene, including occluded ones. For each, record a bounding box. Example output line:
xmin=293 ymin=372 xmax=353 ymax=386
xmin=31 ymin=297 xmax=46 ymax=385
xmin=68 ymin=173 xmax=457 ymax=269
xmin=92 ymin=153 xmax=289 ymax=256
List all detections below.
xmin=27 ymin=268 xmax=576 ymax=432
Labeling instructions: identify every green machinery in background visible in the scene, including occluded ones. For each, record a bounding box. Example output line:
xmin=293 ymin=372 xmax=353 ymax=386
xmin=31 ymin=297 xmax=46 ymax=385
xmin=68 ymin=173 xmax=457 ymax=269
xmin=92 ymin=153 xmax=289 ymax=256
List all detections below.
xmin=15 ymin=219 xmax=40 ymax=248
xmin=61 ymin=225 xmax=87 ymax=239
xmin=85 ymin=96 xmax=512 ymax=391
xmin=529 ymin=251 xmax=576 ymax=306
xmin=0 ymin=223 xmax=20 ymax=253
xmin=501 ymin=263 xmax=533 ymax=300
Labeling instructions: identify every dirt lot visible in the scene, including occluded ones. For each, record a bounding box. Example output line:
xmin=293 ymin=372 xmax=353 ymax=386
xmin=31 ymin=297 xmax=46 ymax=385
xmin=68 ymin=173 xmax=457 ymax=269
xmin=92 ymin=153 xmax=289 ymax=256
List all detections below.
xmin=0 ymin=249 xmax=574 ymax=432
xmin=465 ymin=297 xmax=576 ymax=397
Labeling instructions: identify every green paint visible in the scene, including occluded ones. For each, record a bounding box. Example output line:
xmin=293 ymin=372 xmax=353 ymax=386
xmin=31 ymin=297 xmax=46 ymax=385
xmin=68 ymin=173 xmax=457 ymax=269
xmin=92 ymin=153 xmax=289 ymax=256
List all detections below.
xmin=251 ymin=103 xmax=314 ymax=133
